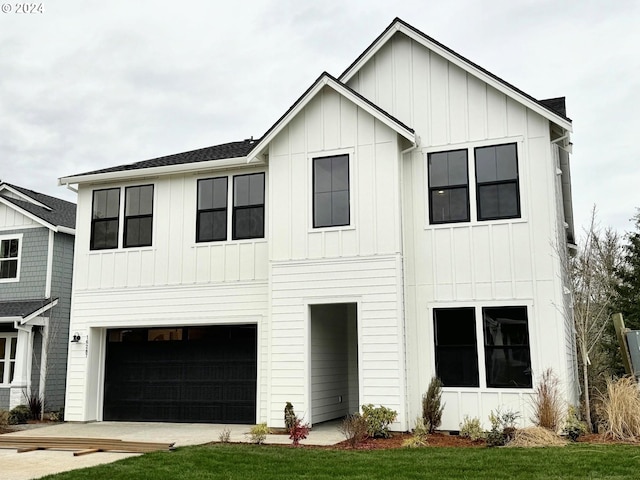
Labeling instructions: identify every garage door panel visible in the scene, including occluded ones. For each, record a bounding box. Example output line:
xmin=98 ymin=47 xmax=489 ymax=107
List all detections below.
xmin=104 ymin=325 xmax=257 ymax=423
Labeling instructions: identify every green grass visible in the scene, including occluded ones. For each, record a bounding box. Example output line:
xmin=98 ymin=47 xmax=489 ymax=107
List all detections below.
xmin=41 ymin=443 xmax=640 ymax=480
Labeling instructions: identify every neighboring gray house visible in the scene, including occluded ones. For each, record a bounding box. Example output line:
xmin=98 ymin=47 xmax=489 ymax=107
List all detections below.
xmin=0 ymin=182 xmax=75 ymax=411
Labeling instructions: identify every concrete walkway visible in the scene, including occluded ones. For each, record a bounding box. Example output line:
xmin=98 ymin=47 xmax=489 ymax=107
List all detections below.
xmin=0 ymin=421 xmax=344 ymax=480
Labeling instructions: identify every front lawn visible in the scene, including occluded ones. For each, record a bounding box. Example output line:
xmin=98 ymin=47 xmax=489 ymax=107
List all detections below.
xmin=41 ymin=443 xmax=639 ymax=480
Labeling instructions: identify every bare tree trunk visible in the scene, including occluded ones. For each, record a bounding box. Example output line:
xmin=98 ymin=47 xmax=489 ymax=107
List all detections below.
xmin=582 ymin=353 xmax=592 ymax=432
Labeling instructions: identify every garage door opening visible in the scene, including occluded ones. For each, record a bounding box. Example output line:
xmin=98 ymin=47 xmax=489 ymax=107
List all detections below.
xmin=103 ymin=325 xmax=256 ymax=423
xmin=310 ymin=303 xmax=359 ymax=425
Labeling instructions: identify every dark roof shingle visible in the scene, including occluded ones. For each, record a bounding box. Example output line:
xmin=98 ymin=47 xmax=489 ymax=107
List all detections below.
xmin=0 ymin=298 xmax=57 ymax=319
xmin=1 ymin=183 xmax=76 ymax=229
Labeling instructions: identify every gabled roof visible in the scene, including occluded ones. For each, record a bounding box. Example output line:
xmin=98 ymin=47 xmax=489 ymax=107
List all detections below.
xmin=0 ymin=183 xmax=76 ymax=232
xmin=339 ymin=17 xmax=572 ymax=131
xmin=0 ymin=298 xmax=58 ymax=323
xmin=248 ymin=72 xmax=416 ymax=162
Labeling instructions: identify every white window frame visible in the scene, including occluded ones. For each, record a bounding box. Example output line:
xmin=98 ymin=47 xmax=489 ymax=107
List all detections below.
xmin=0 ymin=333 xmax=17 ymax=385
xmin=0 ymin=233 xmax=23 ymax=283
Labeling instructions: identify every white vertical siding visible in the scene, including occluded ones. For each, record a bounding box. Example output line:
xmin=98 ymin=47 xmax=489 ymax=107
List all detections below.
xmin=0 ymin=203 xmax=38 ymax=229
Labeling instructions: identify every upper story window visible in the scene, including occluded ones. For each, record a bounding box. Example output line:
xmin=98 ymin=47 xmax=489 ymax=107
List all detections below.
xmin=0 ymin=335 xmax=17 ymax=385
xmin=427 ymin=142 xmax=521 ymax=225
xmin=91 ymin=188 xmax=120 ymax=250
xmin=0 ymin=237 xmax=20 ymax=281
xmin=428 ymin=150 xmax=469 ymax=224
xmin=124 ymin=185 xmax=154 ymax=248
xmin=313 ymin=154 xmax=349 ymax=228
xmin=90 ymin=185 xmax=153 ymax=251
xmin=197 ymin=177 xmax=228 ymax=242
xmin=232 ymin=173 xmax=265 ymax=240
xmin=475 ymin=143 xmax=520 ymax=220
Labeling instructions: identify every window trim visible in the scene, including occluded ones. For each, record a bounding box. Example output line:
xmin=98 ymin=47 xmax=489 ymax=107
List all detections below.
xmin=0 ymin=333 xmax=17 ymax=385
xmin=90 ymin=187 xmax=121 ymax=251
xmin=232 ymin=172 xmax=265 ymax=241
xmin=427 ymin=149 xmax=470 ymax=225
xmin=310 ymin=150 xmax=354 ymax=230
xmin=196 ymin=176 xmax=229 ymax=243
xmin=474 ymin=143 xmax=521 ymax=221
xmin=123 ymin=184 xmax=154 ymax=248
xmin=0 ymin=234 xmax=22 ymax=283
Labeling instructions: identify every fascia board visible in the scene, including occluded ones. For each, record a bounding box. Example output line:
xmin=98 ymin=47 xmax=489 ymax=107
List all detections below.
xmin=340 ymin=22 xmax=572 ymax=132
xmin=59 ymin=156 xmax=261 ymax=187
xmin=0 ymin=197 xmax=56 ymax=232
xmin=21 ymin=298 xmax=58 ymax=325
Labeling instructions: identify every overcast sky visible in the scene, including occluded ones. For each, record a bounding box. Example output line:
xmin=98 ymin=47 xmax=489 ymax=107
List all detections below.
xmin=1 ymin=0 xmax=638 ymax=235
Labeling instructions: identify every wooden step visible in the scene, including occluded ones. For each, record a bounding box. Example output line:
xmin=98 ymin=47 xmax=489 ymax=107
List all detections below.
xmin=0 ymin=436 xmax=175 ymax=455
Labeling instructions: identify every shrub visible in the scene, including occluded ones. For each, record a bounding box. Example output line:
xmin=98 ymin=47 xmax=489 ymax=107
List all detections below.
xmin=459 ymin=415 xmax=485 ymax=441
xmin=8 ymin=405 xmax=31 ymax=425
xmin=0 ymin=410 xmax=9 ymax=426
xmin=25 ymin=393 xmax=43 ymax=421
xmin=361 ymin=404 xmax=397 ymax=438
xmin=599 ymin=376 xmax=640 ymax=441
xmin=48 ymin=407 xmax=64 ymax=423
xmin=530 ymin=368 xmax=563 ymax=432
xmin=284 ymin=402 xmax=296 ymax=431
xmin=562 ymin=406 xmax=587 ymax=441
xmin=288 ymin=416 xmax=310 ymax=446
xmin=249 ymin=423 xmax=270 ymax=444
xmin=402 ymin=436 xmax=427 ymax=448
xmin=486 ymin=408 xmax=520 ymax=447
xmin=422 ymin=377 xmax=444 ymax=433
xmin=339 ymin=413 xmax=368 ymax=448
xmin=506 ymin=426 xmax=567 ymax=447
xmin=218 ymin=427 xmax=231 ymax=443
xmin=412 ymin=416 xmax=429 ymax=440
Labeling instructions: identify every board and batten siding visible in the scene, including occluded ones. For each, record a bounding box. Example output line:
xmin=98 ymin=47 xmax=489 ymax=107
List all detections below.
xmin=65 ymin=172 xmax=270 ymax=422
xmin=347 ymin=31 xmax=574 ymax=430
xmin=0 ymin=203 xmax=38 ymax=230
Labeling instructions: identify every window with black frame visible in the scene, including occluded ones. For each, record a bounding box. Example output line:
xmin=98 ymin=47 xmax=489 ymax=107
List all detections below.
xmin=90 ymin=188 xmax=120 ymax=250
xmin=313 ymin=154 xmax=350 ymax=228
xmin=433 ymin=308 xmax=479 ymax=387
xmin=197 ymin=177 xmax=228 ymax=242
xmin=233 ymin=173 xmax=265 ymax=240
xmin=0 ymin=238 xmax=19 ymax=279
xmin=482 ymin=306 xmax=532 ymax=388
xmin=475 ymin=143 xmax=520 ymax=220
xmin=124 ymin=185 xmax=154 ymax=248
xmin=428 ymin=149 xmax=469 ymax=224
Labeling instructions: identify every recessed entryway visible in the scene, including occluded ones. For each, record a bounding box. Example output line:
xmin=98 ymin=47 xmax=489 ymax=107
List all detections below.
xmin=103 ymin=325 xmax=256 ymax=423
xmin=310 ymin=303 xmax=358 ymax=425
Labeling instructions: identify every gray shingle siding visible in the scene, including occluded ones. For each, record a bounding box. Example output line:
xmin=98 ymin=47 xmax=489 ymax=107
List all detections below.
xmin=0 ymin=388 xmax=8 ymax=410
xmin=0 ymin=227 xmax=49 ymax=301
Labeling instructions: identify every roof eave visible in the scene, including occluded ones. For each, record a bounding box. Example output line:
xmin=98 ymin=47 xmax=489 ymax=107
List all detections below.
xmin=0 ymin=196 xmax=58 ymax=232
xmin=339 ymin=19 xmax=572 ymax=132
xmin=59 ymin=155 xmax=264 ymax=187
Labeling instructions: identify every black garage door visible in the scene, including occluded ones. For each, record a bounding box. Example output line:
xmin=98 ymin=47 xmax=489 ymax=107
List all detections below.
xmin=103 ymin=325 xmax=256 ymax=423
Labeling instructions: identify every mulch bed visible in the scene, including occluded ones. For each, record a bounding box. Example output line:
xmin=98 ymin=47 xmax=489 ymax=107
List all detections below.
xmin=331 ymin=432 xmax=485 ymax=450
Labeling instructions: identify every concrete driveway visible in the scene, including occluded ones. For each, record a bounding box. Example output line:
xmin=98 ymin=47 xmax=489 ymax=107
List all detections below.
xmin=0 ymin=421 xmax=343 ymax=480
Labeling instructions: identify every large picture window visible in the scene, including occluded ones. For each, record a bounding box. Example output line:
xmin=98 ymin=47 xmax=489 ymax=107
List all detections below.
xmin=313 ymin=154 xmax=350 ymax=228
xmin=0 ymin=237 xmax=20 ymax=280
xmin=124 ymin=185 xmax=154 ymax=248
xmin=197 ymin=177 xmax=228 ymax=242
xmin=428 ymin=150 xmax=469 ymax=223
xmin=0 ymin=335 xmax=17 ymax=385
xmin=433 ymin=306 xmax=532 ymax=389
xmin=90 ymin=188 xmax=120 ymax=250
xmin=233 ymin=173 xmax=265 ymax=240
xmin=434 ymin=308 xmax=479 ymax=387
xmin=475 ymin=143 xmax=520 ymax=220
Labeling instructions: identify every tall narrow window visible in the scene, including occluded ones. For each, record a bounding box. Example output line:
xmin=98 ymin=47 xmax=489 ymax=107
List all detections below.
xmin=124 ymin=185 xmax=154 ymax=248
xmin=0 ymin=238 xmax=19 ymax=280
xmin=197 ymin=177 xmax=228 ymax=242
xmin=0 ymin=336 xmax=17 ymax=384
xmin=91 ymin=188 xmax=120 ymax=250
xmin=313 ymin=154 xmax=350 ymax=228
xmin=475 ymin=143 xmax=520 ymax=220
xmin=483 ymin=306 xmax=532 ymax=388
xmin=434 ymin=308 xmax=479 ymax=387
xmin=428 ymin=149 xmax=469 ymax=224
xmin=233 ymin=173 xmax=265 ymax=240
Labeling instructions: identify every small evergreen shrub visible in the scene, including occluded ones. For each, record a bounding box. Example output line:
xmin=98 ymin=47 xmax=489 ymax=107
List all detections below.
xmin=8 ymin=405 xmax=31 ymax=425
xmin=218 ymin=427 xmax=231 ymax=443
xmin=459 ymin=415 xmax=485 ymax=441
xmin=486 ymin=409 xmax=520 ymax=447
xmin=562 ymin=406 xmax=587 ymax=441
xmin=284 ymin=402 xmax=296 ymax=431
xmin=339 ymin=413 xmax=368 ymax=448
xmin=288 ymin=416 xmax=310 ymax=446
xmin=361 ymin=404 xmax=397 ymax=438
xmin=249 ymin=423 xmax=270 ymax=444
xmin=422 ymin=377 xmax=444 ymax=433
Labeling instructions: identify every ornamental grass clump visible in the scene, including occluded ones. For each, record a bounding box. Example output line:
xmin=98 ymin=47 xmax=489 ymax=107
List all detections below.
xmin=530 ymin=368 xmax=564 ymax=432
xmin=506 ymin=426 xmax=567 ymax=448
xmin=599 ymin=376 xmax=640 ymax=441
xmin=339 ymin=413 xmax=368 ymax=448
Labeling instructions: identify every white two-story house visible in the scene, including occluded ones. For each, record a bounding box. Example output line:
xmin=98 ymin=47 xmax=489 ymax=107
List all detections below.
xmin=59 ymin=18 xmax=577 ymax=431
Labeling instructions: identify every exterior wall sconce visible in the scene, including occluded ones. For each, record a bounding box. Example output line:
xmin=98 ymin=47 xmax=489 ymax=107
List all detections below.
xmin=71 ymin=332 xmax=81 ymax=343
